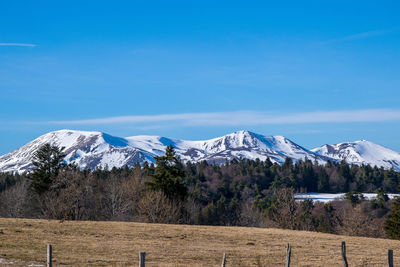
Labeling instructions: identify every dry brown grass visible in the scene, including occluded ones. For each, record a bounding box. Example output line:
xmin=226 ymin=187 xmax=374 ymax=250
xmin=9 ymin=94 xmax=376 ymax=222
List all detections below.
xmin=0 ymin=218 xmax=399 ymax=266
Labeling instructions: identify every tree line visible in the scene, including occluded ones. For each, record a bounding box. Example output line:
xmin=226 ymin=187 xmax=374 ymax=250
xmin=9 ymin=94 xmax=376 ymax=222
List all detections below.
xmin=1 ymin=143 xmax=400 ymax=239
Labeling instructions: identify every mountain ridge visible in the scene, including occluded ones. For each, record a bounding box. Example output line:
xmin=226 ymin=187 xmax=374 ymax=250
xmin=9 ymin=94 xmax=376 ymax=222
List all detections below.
xmin=312 ymin=140 xmax=400 ymax=171
xmin=1 ymin=129 xmax=399 ymax=173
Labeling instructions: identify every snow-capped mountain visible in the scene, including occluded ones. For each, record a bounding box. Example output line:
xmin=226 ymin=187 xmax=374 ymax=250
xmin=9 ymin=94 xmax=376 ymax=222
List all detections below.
xmin=0 ymin=130 xmax=156 ymax=173
xmin=2 ymin=129 xmax=400 ymax=173
xmin=126 ymin=130 xmax=326 ymax=165
xmin=0 ymin=130 xmax=326 ymax=173
xmin=312 ymin=140 xmax=400 ymax=171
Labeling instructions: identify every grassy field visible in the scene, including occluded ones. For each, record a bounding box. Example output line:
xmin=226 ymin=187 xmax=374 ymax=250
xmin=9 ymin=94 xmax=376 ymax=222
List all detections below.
xmin=0 ymin=218 xmax=399 ymax=266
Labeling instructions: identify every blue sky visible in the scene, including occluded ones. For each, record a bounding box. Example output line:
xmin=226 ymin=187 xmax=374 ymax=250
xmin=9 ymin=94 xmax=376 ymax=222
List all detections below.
xmin=1 ymin=1 xmax=400 ymax=154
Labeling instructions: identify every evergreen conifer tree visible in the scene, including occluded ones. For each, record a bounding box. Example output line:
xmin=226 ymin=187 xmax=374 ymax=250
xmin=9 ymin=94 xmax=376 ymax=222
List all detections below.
xmin=30 ymin=143 xmax=66 ymax=194
xmin=384 ymin=197 xmax=400 ymax=239
xmin=146 ymin=145 xmax=187 ymax=200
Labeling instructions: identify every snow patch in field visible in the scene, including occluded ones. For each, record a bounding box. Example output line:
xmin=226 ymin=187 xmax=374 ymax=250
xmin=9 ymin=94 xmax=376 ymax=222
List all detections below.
xmin=295 ymin=192 xmax=400 ymax=203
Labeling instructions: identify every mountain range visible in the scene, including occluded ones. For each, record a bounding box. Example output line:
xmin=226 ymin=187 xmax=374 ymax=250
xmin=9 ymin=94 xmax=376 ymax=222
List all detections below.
xmin=1 ymin=129 xmax=400 ymax=173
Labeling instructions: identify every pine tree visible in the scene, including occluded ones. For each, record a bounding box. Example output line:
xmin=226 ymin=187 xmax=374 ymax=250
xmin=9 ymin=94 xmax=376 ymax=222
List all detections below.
xmin=146 ymin=145 xmax=187 ymax=200
xmin=384 ymin=197 xmax=400 ymax=239
xmin=30 ymin=143 xmax=66 ymax=195
xmin=317 ymin=168 xmax=329 ymax=192
xmin=374 ymin=188 xmax=389 ymax=209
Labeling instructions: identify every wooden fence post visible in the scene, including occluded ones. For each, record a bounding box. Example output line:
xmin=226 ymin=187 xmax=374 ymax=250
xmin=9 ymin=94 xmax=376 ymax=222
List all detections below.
xmin=47 ymin=244 xmax=52 ymax=267
xmin=286 ymin=243 xmax=291 ymax=267
xmin=139 ymin=251 xmax=146 ymax=267
xmin=221 ymin=253 xmax=226 ymax=267
xmin=341 ymin=241 xmax=348 ymax=267
xmin=388 ymin=249 xmax=394 ymax=267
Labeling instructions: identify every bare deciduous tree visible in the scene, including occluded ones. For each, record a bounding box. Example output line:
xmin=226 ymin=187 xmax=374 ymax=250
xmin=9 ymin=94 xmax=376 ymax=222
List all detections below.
xmin=0 ymin=180 xmax=30 ymax=218
xmin=137 ymin=191 xmax=183 ymax=223
xmin=335 ymin=202 xmax=386 ymax=237
xmin=238 ymin=201 xmax=268 ymax=227
xmin=101 ymin=173 xmax=146 ymax=220
xmin=269 ymin=187 xmax=297 ymax=229
xmin=41 ymin=170 xmax=95 ymax=220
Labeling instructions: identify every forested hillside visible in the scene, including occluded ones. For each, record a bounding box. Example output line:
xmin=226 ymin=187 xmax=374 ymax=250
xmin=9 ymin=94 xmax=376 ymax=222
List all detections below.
xmin=1 ymin=144 xmax=400 ymax=239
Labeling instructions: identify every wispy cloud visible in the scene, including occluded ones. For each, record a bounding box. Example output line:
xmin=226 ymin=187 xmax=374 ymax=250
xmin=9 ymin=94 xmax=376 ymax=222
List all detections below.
xmin=0 ymin=43 xmax=36 ymax=47
xmin=322 ymin=29 xmax=392 ymax=44
xmin=41 ymin=109 xmax=400 ymax=127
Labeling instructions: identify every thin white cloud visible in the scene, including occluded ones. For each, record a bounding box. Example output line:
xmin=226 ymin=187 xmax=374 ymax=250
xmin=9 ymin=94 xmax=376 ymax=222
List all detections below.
xmin=322 ymin=29 xmax=392 ymax=44
xmin=43 ymin=109 xmax=400 ymax=127
xmin=0 ymin=43 xmax=36 ymax=47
